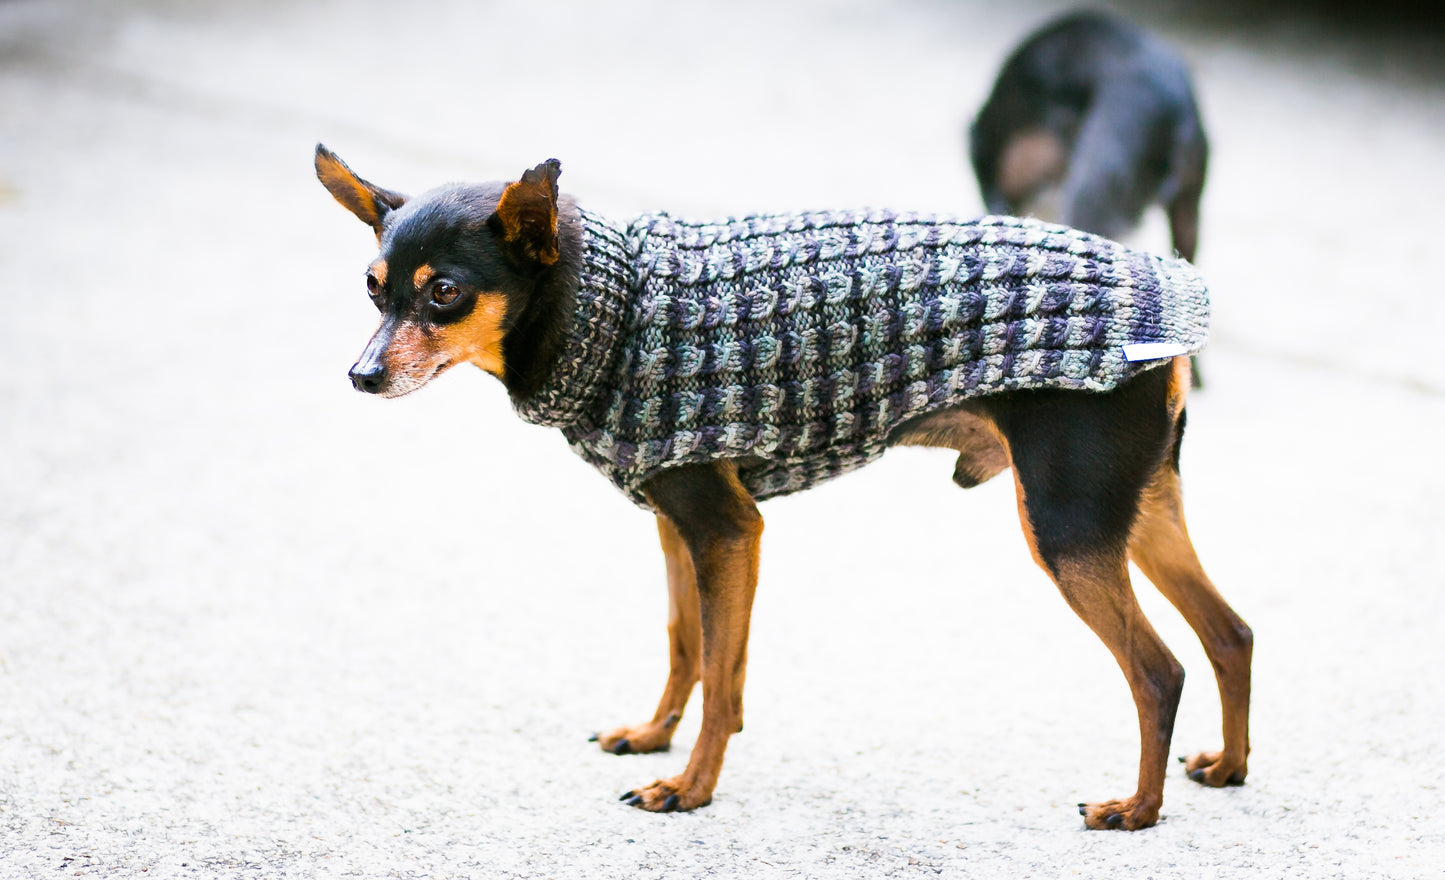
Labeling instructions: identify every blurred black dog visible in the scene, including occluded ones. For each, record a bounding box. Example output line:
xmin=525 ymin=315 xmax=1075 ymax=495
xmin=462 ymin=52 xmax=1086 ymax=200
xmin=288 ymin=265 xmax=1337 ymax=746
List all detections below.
xmin=970 ymin=11 xmax=1207 ymax=264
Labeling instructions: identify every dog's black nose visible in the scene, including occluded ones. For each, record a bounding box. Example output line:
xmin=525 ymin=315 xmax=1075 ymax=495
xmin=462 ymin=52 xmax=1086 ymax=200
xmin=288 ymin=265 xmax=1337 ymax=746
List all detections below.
xmin=349 ymin=362 xmax=387 ymax=394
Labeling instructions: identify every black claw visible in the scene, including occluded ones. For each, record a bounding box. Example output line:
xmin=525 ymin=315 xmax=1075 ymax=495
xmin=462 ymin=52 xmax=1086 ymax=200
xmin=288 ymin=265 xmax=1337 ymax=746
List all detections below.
xmin=663 ymin=794 xmax=680 ymax=811
xmin=1105 ymin=813 xmax=1123 ymax=829
xmin=588 ymin=733 xmax=599 ymax=742
xmin=1227 ymin=773 xmax=1246 ymax=786
xmin=619 ymin=790 xmax=636 ymax=801
xmin=1177 ymin=755 xmax=1186 ymax=763
xmin=1189 ymin=769 xmax=1206 ymax=784
xmin=1078 ymin=804 xmax=1087 ymax=816
xmin=613 ymin=738 xmax=632 ymax=755
xmin=626 ymin=795 xmax=644 ymax=807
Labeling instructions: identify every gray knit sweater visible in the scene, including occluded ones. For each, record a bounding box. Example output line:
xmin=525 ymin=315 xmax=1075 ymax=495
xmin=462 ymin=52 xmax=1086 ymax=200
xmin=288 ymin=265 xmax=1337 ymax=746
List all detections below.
xmin=512 ymin=209 xmax=1208 ymax=509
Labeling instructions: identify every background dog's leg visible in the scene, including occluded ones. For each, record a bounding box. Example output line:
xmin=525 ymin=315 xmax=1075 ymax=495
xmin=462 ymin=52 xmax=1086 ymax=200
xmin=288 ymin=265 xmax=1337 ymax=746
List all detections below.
xmin=1131 ymin=464 xmax=1251 ymax=787
xmin=1166 ymin=136 xmax=1206 ymax=387
xmin=1165 ymin=176 xmax=1202 ymax=265
xmin=593 ymin=516 xmax=702 ymax=755
xmin=1167 ymin=170 xmax=1205 ymax=387
xmin=1163 ymin=117 xmax=1206 ymax=265
xmin=620 ymin=461 xmax=762 ymax=812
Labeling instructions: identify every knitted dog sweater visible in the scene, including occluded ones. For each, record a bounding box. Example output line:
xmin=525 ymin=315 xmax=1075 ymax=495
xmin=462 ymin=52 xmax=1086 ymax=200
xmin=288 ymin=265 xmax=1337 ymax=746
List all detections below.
xmin=512 ymin=209 xmax=1208 ymax=509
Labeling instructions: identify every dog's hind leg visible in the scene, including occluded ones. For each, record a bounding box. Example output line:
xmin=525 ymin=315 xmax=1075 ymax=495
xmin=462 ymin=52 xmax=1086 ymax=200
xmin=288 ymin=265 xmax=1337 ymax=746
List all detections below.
xmin=1016 ymin=500 xmax=1183 ymax=830
xmin=988 ymin=369 xmax=1184 ymax=830
xmin=619 ymin=460 xmax=763 ymax=811
xmin=1129 ymin=415 xmax=1251 ymax=788
xmin=593 ymin=516 xmax=702 ymax=756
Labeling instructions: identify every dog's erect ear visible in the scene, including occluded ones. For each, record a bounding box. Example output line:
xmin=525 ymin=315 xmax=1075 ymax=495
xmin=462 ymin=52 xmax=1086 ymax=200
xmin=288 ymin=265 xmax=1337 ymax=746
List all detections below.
xmin=315 ymin=144 xmax=408 ymax=235
xmin=490 ymin=159 xmax=561 ymax=266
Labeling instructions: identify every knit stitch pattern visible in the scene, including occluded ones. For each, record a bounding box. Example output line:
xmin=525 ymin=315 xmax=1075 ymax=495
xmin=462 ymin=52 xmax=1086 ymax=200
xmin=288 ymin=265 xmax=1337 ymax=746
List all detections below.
xmin=512 ymin=209 xmax=1208 ymax=509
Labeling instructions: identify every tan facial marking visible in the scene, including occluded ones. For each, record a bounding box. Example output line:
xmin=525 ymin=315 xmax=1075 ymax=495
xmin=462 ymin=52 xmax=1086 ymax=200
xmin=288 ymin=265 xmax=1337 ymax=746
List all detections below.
xmin=360 ymin=291 xmax=509 ymax=397
xmin=368 ymin=259 xmax=388 ymax=288
xmin=434 ymin=293 xmax=510 ymax=376
xmin=413 ymin=264 xmax=435 ymax=291
xmin=384 ymin=321 xmax=431 ymax=366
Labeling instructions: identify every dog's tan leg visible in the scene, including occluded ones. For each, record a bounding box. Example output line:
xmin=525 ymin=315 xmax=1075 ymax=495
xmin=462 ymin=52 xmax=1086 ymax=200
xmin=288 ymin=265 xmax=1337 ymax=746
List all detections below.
xmin=1131 ymin=465 xmax=1252 ymax=787
xmin=619 ymin=460 xmax=762 ymax=812
xmin=1013 ymin=476 xmax=1183 ymax=831
xmin=593 ymin=515 xmax=702 ymax=755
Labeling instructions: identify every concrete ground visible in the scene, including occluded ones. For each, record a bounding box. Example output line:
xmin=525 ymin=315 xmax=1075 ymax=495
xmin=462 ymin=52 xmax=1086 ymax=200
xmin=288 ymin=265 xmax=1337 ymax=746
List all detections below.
xmin=2 ymin=0 xmax=1443 ymax=877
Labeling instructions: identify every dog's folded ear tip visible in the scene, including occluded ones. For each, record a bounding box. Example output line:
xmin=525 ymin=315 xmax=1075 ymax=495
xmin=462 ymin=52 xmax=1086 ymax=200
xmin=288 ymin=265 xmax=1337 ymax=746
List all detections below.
xmin=519 ymin=159 xmax=562 ymax=188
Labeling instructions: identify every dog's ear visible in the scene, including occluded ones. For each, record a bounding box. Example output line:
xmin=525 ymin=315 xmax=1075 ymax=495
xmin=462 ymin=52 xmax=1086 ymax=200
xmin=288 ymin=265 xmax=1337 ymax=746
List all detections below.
xmin=315 ymin=144 xmax=408 ymax=235
xmin=489 ymin=159 xmax=561 ymax=266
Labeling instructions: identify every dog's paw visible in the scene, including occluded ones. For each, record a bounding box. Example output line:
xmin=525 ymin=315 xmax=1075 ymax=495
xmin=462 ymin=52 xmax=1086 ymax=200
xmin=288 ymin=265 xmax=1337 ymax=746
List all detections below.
xmin=619 ymin=775 xmax=712 ymax=812
xmin=590 ymin=713 xmax=680 ymax=755
xmin=1180 ymin=750 xmax=1247 ymax=787
xmin=1077 ymin=795 xmax=1160 ymax=830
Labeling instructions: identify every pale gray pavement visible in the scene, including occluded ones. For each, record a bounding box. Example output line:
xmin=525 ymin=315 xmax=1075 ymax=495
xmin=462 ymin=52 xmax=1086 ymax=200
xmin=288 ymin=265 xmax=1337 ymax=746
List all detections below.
xmin=2 ymin=1 xmax=1444 ymax=877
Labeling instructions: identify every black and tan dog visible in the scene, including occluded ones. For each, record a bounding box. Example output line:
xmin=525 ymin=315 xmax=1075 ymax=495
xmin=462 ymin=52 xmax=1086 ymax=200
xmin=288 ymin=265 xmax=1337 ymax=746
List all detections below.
xmin=970 ymin=10 xmax=1208 ymax=263
xmin=315 ymin=145 xmax=1251 ymax=830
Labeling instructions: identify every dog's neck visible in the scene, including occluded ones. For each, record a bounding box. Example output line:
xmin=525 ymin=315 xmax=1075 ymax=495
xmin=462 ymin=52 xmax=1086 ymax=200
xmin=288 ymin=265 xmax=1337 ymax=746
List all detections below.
xmin=506 ymin=208 xmax=635 ymax=427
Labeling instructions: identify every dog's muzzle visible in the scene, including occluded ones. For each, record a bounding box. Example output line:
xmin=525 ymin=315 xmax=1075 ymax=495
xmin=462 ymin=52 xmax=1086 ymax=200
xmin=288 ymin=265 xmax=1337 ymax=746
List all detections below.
xmin=350 ymin=321 xmax=395 ymax=394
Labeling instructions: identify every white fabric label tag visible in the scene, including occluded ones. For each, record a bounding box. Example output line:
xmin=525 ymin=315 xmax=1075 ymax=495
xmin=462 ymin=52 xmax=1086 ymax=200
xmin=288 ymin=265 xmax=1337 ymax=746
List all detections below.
xmin=1122 ymin=342 xmax=1188 ymax=362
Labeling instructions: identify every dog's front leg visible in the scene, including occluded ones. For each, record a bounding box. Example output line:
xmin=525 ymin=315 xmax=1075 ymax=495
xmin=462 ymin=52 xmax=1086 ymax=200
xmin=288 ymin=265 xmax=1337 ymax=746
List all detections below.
xmin=619 ymin=461 xmax=762 ymax=812
xmin=592 ymin=515 xmax=702 ymax=755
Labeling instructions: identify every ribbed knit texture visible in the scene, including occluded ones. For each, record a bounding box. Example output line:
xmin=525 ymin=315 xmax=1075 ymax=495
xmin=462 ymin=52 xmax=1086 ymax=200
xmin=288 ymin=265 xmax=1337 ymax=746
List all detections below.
xmin=513 ymin=209 xmax=1208 ymax=509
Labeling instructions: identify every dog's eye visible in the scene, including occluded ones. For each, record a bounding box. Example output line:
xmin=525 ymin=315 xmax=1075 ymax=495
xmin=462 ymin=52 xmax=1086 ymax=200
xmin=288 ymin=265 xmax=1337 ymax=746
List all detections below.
xmin=431 ymin=281 xmax=461 ymax=306
xmin=365 ymin=273 xmax=383 ymax=304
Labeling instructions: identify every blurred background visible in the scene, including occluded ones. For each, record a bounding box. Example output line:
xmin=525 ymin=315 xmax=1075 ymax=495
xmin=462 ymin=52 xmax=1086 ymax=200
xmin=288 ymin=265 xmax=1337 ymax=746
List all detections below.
xmin=2 ymin=1 xmax=1442 ymax=877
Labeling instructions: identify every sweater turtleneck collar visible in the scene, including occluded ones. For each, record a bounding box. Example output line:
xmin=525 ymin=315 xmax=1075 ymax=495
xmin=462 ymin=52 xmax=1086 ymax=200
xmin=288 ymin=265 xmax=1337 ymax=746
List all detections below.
xmin=509 ymin=209 xmax=637 ymax=429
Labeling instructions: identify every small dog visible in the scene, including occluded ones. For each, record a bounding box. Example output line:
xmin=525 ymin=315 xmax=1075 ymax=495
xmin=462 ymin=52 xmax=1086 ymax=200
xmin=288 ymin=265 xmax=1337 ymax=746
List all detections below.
xmin=315 ymin=145 xmax=1251 ymax=830
xmin=970 ymin=10 xmax=1208 ymax=262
